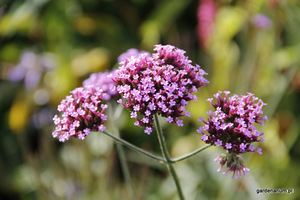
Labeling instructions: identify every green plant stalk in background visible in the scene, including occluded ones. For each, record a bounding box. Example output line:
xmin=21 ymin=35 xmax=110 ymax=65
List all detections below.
xmin=109 ymin=103 xmax=135 ymax=200
xmin=113 ymin=130 xmax=136 ymax=200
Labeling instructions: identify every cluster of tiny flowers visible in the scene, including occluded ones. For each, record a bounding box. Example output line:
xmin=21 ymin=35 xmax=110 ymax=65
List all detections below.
xmin=197 ymin=91 xmax=267 ymax=154
xmin=215 ymin=153 xmax=250 ymax=179
xmin=52 ymin=86 xmax=108 ymax=142
xmin=83 ymin=70 xmax=120 ymax=100
xmin=113 ymin=44 xmax=208 ymax=134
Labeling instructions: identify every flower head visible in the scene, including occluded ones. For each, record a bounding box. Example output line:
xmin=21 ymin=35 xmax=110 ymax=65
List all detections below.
xmin=113 ymin=44 xmax=208 ymax=134
xmin=215 ymin=153 xmax=250 ymax=179
xmin=52 ymin=86 xmax=108 ymax=142
xmin=83 ymin=70 xmax=120 ymax=100
xmin=198 ymin=91 xmax=267 ymax=154
xmin=198 ymin=91 xmax=267 ymax=178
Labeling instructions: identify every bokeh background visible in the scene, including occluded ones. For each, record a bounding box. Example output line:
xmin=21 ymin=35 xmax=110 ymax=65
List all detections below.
xmin=0 ymin=0 xmax=299 ymax=199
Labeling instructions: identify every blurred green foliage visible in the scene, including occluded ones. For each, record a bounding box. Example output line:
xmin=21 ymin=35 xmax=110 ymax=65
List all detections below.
xmin=0 ymin=0 xmax=300 ymax=199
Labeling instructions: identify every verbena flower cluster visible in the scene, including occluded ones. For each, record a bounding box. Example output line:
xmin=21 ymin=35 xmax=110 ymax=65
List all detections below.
xmin=52 ymin=86 xmax=107 ymax=142
xmin=83 ymin=70 xmax=120 ymax=100
xmin=197 ymin=91 xmax=267 ymax=178
xmin=113 ymin=44 xmax=208 ymax=134
xmin=197 ymin=91 xmax=267 ymax=154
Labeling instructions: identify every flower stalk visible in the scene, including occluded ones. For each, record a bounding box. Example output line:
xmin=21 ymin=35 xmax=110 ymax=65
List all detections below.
xmin=171 ymin=144 xmax=211 ymax=163
xmin=101 ymin=130 xmax=165 ymax=162
xmin=154 ymin=114 xmax=185 ymax=200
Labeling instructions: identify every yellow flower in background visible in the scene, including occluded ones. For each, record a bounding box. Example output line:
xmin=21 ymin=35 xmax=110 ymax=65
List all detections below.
xmin=9 ymin=98 xmax=30 ymax=134
xmin=71 ymin=48 xmax=110 ymax=77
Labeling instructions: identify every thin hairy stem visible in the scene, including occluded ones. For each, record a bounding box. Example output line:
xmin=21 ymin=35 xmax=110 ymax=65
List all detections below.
xmin=154 ymin=114 xmax=185 ymax=200
xmin=100 ymin=130 xmax=165 ymax=162
xmin=171 ymin=144 xmax=211 ymax=163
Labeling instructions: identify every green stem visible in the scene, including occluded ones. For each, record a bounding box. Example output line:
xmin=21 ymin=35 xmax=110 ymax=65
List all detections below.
xmin=101 ymin=130 xmax=165 ymax=162
xmin=171 ymin=144 xmax=211 ymax=163
xmin=154 ymin=114 xmax=185 ymax=200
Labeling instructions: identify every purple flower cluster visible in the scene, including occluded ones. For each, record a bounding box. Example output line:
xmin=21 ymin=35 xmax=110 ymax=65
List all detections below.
xmin=52 ymin=86 xmax=107 ymax=142
xmin=215 ymin=153 xmax=250 ymax=179
xmin=8 ymin=51 xmax=56 ymax=91
xmin=198 ymin=91 xmax=268 ymax=179
xmin=113 ymin=44 xmax=208 ymax=134
xmin=197 ymin=91 xmax=267 ymax=154
xmin=83 ymin=70 xmax=120 ymax=100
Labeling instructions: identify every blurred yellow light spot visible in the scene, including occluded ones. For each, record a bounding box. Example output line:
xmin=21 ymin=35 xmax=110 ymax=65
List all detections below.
xmin=74 ymin=16 xmax=96 ymax=36
xmin=140 ymin=20 xmax=160 ymax=49
xmin=9 ymin=99 xmax=29 ymax=133
xmin=274 ymin=45 xmax=300 ymax=70
xmin=264 ymin=118 xmax=289 ymax=169
xmin=0 ymin=3 xmax=36 ymax=35
xmin=214 ymin=7 xmax=246 ymax=41
xmin=71 ymin=48 xmax=110 ymax=77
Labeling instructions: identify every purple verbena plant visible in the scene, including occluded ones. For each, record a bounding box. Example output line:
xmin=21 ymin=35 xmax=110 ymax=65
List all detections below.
xmin=113 ymin=45 xmax=208 ymax=134
xmin=51 ymin=44 xmax=268 ymax=200
xmin=52 ymin=86 xmax=107 ymax=142
xmin=197 ymin=91 xmax=267 ymax=178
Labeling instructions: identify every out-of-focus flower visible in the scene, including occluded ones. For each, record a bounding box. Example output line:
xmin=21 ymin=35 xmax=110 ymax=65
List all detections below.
xmin=198 ymin=91 xmax=267 ymax=178
xmin=8 ymin=51 xmax=56 ymax=91
xmin=52 ymin=86 xmax=108 ymax=142
xmin=113 ymin=44 xmax=208 ymax=134
xmin=197 ymin=0 xmax=217 ymax=48
xmin=33 ymin=108 xmax=55 ymax=129
xmin=251 ymin=14 xmax=272 ymax=29
xmin=117 ymin=48 xmax=151 ymax=63
xmin=83 ymin=70 xmax=120 ymax=100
